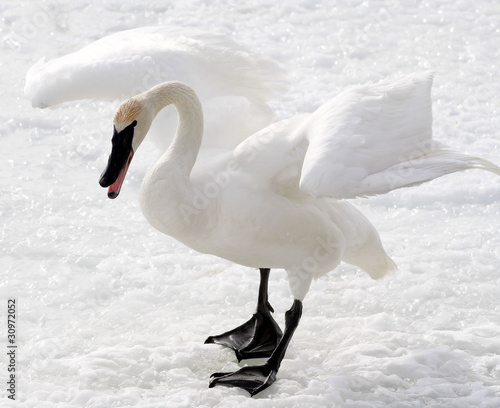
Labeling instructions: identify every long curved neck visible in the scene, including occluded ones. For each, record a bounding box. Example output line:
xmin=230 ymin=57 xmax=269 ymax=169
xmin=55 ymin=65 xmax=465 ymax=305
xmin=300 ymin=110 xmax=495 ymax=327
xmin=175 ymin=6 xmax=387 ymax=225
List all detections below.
xmin=139 ymin=82 xmax=206 ymax=239
xmin=146 ymin=81 xmax=204 ymax=173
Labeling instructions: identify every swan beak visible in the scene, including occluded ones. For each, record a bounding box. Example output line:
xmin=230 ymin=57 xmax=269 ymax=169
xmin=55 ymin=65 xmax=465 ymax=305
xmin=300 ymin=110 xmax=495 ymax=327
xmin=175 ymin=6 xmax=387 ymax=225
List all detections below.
xmin=99 ymin=149 xmax=134 ymax=199
xmin=99 ymin=121 xmax=137 ymax=199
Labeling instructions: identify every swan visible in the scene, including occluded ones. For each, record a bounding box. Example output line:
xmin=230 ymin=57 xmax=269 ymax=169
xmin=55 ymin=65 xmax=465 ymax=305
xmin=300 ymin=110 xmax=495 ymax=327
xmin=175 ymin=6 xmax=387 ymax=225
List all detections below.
xmin=98 ymin=72 xmax=500 ymax=396
xmin=24 ymin=26 xmax=287 ymax=150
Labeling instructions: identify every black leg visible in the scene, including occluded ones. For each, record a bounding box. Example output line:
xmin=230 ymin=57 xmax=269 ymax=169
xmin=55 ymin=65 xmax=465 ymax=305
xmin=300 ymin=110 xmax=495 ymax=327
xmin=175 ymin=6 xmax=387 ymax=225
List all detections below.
xmin=205 ymin=268 xmax=283 ymax=361
xmin=209 ymin=299 xmax=303 ymax=396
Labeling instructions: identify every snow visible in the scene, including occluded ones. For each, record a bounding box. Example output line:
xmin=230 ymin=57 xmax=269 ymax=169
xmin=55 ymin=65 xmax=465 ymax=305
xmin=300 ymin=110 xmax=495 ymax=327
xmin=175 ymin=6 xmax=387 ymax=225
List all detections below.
xmin=1 ymin=0 xmax=500 ymax=406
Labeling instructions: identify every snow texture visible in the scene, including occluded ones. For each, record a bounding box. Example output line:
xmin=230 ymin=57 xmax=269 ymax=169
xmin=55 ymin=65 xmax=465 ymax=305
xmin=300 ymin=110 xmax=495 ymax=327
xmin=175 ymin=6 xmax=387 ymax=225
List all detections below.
xmin=2 ymin=0 xmax=500 ymax=407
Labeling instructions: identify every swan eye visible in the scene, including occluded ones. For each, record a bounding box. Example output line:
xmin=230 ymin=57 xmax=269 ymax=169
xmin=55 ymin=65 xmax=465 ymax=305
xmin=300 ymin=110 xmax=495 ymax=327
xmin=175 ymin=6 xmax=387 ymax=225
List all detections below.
xmin=131 ymin=120 xmax=137 ymax=127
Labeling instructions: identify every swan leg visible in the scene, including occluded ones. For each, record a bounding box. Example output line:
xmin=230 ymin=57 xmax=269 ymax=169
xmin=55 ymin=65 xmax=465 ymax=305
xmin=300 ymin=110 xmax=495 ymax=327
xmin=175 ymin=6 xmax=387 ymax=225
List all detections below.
xmin=205 ymin=268 xmax=282 ymax=361
xmin=209 ymin=299 xmax=302 ymax=396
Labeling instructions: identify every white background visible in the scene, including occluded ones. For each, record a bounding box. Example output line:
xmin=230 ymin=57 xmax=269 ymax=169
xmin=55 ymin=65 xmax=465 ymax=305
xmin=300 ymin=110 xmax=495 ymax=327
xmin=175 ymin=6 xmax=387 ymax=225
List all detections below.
xmin=1 ymin=0 xmax=500 ymax=406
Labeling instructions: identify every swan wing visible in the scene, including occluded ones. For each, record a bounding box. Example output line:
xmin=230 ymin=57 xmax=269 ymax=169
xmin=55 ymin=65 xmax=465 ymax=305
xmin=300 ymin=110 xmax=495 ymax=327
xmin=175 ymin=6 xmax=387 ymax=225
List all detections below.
xmin=25 ymin=26 xmax=287 ymax=108
xmin=299 ymin=71 xmax=500 ymax=199
xmin=229 ymin=114 xmax=309 ymax=190
xmin=25 ymin=26 xmax=287 ymax=149
xmin=231 ymin=72 xmax=500 ymax=199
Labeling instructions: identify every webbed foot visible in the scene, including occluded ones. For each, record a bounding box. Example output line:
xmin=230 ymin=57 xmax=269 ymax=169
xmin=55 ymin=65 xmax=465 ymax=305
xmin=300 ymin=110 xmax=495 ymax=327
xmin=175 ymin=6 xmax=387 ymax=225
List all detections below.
xmin=205 ymin=268 xmax=282 ymax=360
xmin=205 ymin=308 xmax=282 ymax=361
xmin=208 ymin=298 xmax=303 ymax=396
xmin=209 ymin=363 xmax=276 ymax=396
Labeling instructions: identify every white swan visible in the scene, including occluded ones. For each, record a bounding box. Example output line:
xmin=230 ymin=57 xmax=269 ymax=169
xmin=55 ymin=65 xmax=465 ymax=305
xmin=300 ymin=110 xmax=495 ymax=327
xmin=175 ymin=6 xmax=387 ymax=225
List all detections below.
xmin=98 ymin=72 xmax=500 ymax=395
xmin=24 ymin=26 xmax=287 ymax=150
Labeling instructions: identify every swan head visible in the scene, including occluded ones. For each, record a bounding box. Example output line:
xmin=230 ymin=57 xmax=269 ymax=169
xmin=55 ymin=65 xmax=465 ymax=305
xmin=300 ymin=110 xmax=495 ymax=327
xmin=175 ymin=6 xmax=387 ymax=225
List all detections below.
xmin=99 ymin=98 xmax=152 ymax=199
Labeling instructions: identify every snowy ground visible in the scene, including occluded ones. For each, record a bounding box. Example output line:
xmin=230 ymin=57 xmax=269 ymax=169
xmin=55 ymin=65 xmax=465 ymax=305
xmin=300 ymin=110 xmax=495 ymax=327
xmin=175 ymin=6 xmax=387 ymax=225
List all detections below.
xmin=2 ymin=0 xmax=500 ymax=407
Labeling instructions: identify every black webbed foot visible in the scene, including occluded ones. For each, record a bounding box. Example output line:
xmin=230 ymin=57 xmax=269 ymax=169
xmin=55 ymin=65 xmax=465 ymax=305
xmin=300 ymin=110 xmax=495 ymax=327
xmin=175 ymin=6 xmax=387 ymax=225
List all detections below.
xmin=207 ymin=270 xmax=303 ymax=396
xmin=205 ymin=308 xmax=282 ymax=361
xmin=205 ymin=268 xmax=282 ymax=361
xmin=209 ymin=363 xmax=277 ymax=396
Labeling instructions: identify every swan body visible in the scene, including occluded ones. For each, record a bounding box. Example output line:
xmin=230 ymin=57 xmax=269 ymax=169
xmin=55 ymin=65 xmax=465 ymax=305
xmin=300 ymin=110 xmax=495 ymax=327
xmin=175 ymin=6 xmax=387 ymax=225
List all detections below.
xmin=97 ymin=72 xmax=500 ymax=395
xmin=124 ymin=72 xmax=498 ymax=294
xmin=24 ymin=26 xmax=287 ymax=149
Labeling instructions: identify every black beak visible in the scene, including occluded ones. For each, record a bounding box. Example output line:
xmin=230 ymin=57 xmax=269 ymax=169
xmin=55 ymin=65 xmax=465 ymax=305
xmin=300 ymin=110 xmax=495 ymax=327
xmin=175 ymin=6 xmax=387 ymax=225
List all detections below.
xmin=99 ymin=120 xmax=137 ymax=198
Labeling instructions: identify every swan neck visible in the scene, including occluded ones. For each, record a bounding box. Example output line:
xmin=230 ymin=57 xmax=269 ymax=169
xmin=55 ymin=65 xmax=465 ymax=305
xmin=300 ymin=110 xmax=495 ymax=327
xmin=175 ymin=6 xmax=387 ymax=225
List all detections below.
xmin=148 ymin=82 xmax=203 ymax=172
xmin=139 ymin=82 xmax=205 ymax=238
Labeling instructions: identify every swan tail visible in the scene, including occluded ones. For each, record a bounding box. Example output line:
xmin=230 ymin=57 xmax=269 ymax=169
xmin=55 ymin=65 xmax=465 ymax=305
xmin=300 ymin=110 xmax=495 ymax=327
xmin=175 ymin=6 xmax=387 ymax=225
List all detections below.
xmin=368 ymin=254 xmax=398 ymax=280
xmin=344 ymin=247 xmax=398 ymax=280
xmin=340 ymin=204 xmax=399 ymax=280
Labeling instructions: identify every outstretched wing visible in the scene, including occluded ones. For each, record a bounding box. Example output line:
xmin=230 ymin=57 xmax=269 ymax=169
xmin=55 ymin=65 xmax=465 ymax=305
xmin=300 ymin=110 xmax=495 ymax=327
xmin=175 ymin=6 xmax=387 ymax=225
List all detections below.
xmin=25 ymin=26 xmax=287 ymax=108
xmin=298 ymin=71 xmax=500 ymax=198
xmin=228 ymin=72 xmax=500 ymax=199
xmin=25 ymin=26 xmax=288 ymax=150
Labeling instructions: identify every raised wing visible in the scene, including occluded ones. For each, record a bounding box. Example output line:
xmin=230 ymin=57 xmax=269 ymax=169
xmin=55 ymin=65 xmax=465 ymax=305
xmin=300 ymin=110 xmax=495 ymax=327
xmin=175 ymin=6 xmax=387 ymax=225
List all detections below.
xmin=299 ymin=71 xmax=500 ymax=198
xmin=25 ymin=26 xmax=287 ymax=108
xmin=25 ymin=26 xmax=288 ymax=150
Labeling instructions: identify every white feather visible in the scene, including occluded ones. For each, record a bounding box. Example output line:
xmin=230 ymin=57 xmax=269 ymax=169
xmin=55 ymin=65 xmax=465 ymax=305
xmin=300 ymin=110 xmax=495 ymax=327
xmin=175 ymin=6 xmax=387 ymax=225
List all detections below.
xmin=246 ymin=71 xmax=499 ymax=199
xmin=24 ymin=26 xmax=288 ymax=150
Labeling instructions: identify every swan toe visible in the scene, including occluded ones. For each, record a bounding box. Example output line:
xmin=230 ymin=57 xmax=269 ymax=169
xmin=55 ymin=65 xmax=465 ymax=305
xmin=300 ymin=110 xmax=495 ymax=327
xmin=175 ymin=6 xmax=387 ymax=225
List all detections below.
xmin=209 ymin=363 xmax=277 ymax=396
